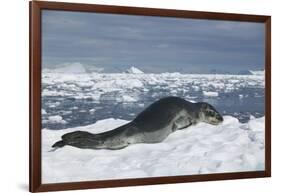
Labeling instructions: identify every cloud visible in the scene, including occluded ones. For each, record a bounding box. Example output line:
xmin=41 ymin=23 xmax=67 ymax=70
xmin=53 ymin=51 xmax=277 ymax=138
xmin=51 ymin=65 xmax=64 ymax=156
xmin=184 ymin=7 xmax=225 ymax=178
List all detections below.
xmin=42 ymin=10 xmax=265 ymax=73
xmin=42 ymin=10 xmax=87 ymax=30
xmin=156 ymin=43 xmax=169 ymax=48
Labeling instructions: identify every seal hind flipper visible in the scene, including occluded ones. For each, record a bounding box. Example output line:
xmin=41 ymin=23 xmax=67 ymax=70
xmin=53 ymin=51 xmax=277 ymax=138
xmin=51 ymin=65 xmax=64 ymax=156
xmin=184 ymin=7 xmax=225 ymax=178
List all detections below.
xmin=52 ymin=140 xmax=65 ymax=148
xmin=52 ymin=123 xmax=139 ymax=150
xmin=60 ymin=130 xmax=102 ymax=149
xmin=62 ymin=130 xmax=94 ymax=141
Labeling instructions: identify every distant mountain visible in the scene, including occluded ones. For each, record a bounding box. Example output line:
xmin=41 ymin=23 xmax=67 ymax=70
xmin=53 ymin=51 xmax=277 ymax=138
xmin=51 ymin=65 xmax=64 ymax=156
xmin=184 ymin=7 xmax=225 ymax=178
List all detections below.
xmin=237 ymin=70 xmax=252 ymax=75
xmin=125 ymin=66 xmax=144 ymax=74
xmin=43 ymin=62 xmax=103 ymax=74
xmin=209 ymin=69 xmax=231 ymax=74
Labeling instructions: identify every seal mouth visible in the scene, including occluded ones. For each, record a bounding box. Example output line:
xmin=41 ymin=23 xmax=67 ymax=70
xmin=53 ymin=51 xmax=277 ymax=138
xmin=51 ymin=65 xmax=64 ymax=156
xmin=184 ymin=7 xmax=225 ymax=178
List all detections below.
xmin=210 ymin=116 xmax=223 ymax=125
xmin=210 ymin=121 xmax=220 ymax=125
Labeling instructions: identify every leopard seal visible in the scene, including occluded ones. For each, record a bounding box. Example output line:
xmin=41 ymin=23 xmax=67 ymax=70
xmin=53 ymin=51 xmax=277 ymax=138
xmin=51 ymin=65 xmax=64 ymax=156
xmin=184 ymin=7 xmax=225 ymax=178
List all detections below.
xmin=52 ymin=96 xmax=223 ymax=150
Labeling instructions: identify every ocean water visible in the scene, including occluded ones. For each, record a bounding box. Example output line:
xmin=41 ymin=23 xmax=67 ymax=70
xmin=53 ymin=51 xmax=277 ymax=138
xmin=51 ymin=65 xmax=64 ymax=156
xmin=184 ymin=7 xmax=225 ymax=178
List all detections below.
xmin=41 ymin=72 xmax=264 ymax=130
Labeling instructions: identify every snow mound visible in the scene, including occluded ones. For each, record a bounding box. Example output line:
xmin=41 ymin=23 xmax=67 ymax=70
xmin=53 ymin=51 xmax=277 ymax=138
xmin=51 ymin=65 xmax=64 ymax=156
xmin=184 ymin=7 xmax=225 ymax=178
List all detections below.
xmin=125 ymin=66 xmax=144 ymax=74
xmin=42 ymin=116 xmax=265 ymax=183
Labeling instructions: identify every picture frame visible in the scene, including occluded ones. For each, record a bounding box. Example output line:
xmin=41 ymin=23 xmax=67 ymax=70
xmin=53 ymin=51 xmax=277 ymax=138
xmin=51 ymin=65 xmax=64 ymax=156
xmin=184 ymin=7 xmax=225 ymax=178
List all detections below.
xmin=30 ymin=1 xmax=271 ymax=192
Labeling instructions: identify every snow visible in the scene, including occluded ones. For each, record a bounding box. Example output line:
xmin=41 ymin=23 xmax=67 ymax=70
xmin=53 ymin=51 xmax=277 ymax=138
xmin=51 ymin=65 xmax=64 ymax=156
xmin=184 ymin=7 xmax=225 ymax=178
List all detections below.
xmin=42 ymin=116 xmax=265 ymax=183
xmin=125 ymin=66 xmax=144 ymax=74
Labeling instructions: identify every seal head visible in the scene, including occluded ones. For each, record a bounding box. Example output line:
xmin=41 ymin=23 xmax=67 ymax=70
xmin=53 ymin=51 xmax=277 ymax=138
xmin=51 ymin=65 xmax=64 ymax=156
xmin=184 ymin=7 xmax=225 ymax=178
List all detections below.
xmin=198 ymin=102 xmax=223 ymax=125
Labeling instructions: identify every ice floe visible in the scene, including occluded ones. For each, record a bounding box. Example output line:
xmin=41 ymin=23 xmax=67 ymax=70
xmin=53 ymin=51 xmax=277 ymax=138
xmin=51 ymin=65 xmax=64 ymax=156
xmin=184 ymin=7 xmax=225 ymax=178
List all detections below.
xmin=42 ymin=116 xmax=265 ymax=183
xmin=42 ymin=72 xmax=264 ymax=103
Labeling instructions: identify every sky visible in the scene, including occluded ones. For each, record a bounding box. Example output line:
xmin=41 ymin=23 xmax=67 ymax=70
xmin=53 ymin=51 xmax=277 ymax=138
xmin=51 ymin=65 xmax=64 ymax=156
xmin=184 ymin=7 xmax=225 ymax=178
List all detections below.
xmin=42 ymin=10 xmax=265 ymax=74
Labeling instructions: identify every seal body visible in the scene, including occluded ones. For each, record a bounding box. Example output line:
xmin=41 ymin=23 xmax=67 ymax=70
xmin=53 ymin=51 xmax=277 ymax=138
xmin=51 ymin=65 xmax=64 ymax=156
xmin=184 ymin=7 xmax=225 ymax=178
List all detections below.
xmin=52 ymin=96 xmax=223 ymax=150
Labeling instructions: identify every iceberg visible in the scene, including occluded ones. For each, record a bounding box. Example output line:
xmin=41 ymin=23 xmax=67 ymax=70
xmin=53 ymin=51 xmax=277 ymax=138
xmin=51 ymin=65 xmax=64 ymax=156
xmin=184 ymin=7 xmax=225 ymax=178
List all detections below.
xmin=125 ymin=66 xmax=144 ymax=74
xmin=249 ymin=70 xmax=265 ymax=76
xmin=43 ymin=62 xmax=104 ymax=74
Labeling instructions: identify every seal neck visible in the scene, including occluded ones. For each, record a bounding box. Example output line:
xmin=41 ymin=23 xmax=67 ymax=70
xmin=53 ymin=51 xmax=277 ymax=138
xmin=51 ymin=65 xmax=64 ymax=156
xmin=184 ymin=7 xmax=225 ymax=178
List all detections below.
xmin=195 ymin=102 xmax=207 ymax=122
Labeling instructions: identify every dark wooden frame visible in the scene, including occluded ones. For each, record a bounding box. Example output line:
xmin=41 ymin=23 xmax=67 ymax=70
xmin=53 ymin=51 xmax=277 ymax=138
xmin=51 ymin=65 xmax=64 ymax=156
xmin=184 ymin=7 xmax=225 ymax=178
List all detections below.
xmin=30 ymin=1 xmax=271 ymax=192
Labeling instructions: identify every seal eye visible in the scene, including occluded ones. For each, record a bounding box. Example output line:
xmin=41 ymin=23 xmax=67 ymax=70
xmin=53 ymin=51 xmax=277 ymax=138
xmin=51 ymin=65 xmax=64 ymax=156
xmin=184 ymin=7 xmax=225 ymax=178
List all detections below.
xmin=206 ymin=110 xmax=215 ymax=117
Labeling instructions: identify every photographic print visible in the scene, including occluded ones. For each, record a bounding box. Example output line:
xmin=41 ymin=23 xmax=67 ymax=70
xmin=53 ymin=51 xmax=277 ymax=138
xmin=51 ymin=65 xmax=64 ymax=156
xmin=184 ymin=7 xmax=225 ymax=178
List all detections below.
xmin=30 ymin=1 xmax=271 ymax=191
xmin=41 ymin=9 xmax=266 ymax=183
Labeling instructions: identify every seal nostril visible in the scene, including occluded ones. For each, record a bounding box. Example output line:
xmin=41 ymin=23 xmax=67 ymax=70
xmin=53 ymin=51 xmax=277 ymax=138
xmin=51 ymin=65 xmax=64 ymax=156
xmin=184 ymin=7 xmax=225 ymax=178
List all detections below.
xmin=217 ymin=115 xmax=223 ymax=121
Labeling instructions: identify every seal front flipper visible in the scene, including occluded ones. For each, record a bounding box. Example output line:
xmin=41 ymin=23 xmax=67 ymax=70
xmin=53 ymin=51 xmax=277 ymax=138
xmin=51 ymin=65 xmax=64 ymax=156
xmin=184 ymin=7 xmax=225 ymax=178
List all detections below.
xmin=172 ymin=116 xmax=192 ymax=131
